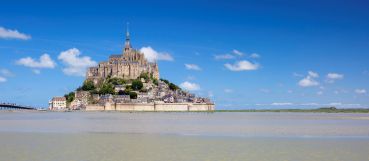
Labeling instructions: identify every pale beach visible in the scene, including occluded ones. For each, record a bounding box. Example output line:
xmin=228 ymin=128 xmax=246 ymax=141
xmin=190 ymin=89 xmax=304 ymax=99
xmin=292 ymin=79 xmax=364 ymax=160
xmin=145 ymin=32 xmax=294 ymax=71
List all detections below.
xmin=1 ymin=111 xmax=369 ymax=161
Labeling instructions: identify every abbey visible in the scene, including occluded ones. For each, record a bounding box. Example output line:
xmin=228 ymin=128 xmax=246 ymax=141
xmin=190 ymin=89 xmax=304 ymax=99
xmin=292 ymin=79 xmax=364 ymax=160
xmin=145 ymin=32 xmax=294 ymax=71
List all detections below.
xmin=86 ymin=28 xmax=159 ymax=84
xmin=50 ymin=26 xmax=214 ymax=111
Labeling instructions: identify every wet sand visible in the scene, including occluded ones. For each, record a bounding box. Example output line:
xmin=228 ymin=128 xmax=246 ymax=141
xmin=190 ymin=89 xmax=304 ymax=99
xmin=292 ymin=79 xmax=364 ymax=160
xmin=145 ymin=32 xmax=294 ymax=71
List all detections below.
xmin=1 ymin=112 xmax=369 ymax=161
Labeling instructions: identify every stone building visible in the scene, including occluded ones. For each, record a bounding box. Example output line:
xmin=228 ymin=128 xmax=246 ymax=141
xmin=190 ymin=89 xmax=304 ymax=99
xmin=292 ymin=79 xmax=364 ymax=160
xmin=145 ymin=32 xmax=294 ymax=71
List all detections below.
xmin=113 ymin=95 xmax=130 ymax=103
xmin=70 ymin=91 xmax=90 ymax=110
xmin=50 ymin=97 xmax=67 ymax=110
xmin=99 ymin=94 xmax=114 ymax=105
xmin=86 ymin=27 xmax=159 ymax=85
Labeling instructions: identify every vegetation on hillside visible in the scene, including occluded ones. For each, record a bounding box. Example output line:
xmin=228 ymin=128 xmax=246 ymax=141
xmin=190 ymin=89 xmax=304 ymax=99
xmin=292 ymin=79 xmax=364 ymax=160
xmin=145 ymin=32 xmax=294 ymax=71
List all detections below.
xmin=160 ymin=79 xmax=169 ymax=84
xmin=153 ymin=78 xmax=158 ymax=86
xmin=139 ymin=72 xmax=150 ymax=82
xmin=131 ymin=80 xmax=143 ymax=91
xmin=108 ymin=77 xmax=126 ymax=85
xmin=80 ymin=80 xmax=95 ymax=91
xmin=64 ymin=92 xmax=75 ymax=103
xmin=129 ymin=92 xmax=137 ymax=99
xmin=160 ymin=78 xmax=180 ymax=91
xmin=99 ymin=83 xmax=115 ymax=95
xmin=169 ymin=83 xmax=180 ymax=91
xmin=67 ymin=74 xmax=181 ymax=101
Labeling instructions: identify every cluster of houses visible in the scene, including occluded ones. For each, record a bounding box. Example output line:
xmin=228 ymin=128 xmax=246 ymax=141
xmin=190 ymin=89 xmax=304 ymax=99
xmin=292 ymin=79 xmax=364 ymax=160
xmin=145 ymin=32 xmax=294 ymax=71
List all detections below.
xmin=49 ymin=79 xmax=212 ymax=111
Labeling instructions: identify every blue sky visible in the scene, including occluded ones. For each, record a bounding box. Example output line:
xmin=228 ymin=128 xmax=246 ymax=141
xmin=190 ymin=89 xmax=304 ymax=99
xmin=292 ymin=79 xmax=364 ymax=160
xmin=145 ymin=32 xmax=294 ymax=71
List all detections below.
xmin=1 ymin=0 xmax=369 ymax=109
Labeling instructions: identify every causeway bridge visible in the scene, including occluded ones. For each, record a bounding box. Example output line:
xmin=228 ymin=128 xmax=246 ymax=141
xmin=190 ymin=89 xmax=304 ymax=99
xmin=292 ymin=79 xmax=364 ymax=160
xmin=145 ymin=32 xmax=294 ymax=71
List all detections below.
xmin=0 ymin=103 xmax=37 ymax=110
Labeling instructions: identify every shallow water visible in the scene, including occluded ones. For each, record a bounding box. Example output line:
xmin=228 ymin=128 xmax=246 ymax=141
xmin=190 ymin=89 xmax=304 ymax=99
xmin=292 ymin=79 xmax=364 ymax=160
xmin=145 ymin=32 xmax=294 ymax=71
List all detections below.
xmin=1 ymin=111 xmax=369 ymax=161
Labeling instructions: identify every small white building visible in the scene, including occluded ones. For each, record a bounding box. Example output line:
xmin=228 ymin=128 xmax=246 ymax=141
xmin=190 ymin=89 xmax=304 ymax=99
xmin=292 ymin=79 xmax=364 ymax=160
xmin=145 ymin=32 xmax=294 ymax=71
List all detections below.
xmin=50 ymin=97 xmax=67 ymax=110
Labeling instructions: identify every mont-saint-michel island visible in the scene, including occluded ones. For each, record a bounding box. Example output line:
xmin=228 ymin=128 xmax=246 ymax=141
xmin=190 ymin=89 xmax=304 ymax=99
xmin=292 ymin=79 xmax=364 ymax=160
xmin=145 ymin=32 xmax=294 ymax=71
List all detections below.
xmin=2 ymin=1 xmax=369 ymax=161
xmin=48 ymin=28 xmax=215 ymax=112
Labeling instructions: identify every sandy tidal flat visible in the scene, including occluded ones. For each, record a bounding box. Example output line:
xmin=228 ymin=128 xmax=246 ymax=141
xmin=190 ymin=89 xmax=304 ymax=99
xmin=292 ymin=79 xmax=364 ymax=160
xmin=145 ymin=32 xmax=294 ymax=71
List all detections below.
xmin=1 ymin=111 xmax=369 ymax=161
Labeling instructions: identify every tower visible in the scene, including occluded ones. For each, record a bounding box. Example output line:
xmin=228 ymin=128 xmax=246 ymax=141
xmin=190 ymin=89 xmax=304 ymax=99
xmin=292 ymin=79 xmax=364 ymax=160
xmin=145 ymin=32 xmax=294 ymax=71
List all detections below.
xmin=123 ymin=23 xmax=131 ymax=54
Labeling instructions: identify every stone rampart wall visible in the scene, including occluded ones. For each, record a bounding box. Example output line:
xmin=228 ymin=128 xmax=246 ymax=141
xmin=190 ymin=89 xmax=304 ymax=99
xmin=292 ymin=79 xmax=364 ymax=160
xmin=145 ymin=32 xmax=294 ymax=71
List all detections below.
xmin=86 ymin=103 xmax=215 ymax=111
xmin=85 ymin=104 xmax=105 ymax=111
xmin=116 ymin=103 xmax=155 ymax=111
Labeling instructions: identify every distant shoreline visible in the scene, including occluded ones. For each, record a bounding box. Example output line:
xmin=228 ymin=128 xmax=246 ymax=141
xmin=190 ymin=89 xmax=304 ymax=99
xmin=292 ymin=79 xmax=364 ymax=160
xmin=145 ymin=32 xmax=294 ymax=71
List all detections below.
xmin=215 ymin=108 xmax=369 ymax=113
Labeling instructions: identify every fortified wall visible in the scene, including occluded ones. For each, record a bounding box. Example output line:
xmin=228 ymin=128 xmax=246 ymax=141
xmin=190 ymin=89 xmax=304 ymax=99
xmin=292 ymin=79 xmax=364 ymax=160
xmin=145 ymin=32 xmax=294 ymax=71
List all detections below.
xmin=86 ymin=102 xmax=215 ymax=111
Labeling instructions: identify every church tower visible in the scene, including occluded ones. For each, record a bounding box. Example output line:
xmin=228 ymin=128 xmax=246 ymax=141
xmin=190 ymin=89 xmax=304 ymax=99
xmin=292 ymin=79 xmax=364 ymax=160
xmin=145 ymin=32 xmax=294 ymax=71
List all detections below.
xmin=123 ymin=23 xmax=131 ymax=54
xmin=86 ymin=24 xmax=160 ymax=84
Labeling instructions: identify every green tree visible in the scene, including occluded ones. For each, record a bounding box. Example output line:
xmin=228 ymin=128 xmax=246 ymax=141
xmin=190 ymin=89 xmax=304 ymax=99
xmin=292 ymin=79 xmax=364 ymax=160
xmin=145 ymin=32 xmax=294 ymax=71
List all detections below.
xmin=64 ymin=92 xmax=75 ymax=103
xmin=129 ymin=91 xmax=137 ymax=99
xmin=139 ymin=88 xmax=148 ymax=93
xmin=153 ymin=79 xmax=158 ymax=86
xmin=82 ymin=80 xmax=95 ymax=91
xmin=118 ymin=90 xmax=129 ymax=95
xmin=169 ymin=83 xmax=179 ymax=91
xmin=160 ymin=79 xmax=169 ymax=84
xmin=99 ymin=83 xmax=115 ymax=95
xmin=139 ymin=72 xmax=149 ymax=82
xmin=125 ymin=85 xmax=132 ymax=91
xmin=131 ymin=79 xmax=143 ymax=91
xmin=108 ymin=77 xmax=126 ymax=85
xmin=89 ymin=89 xmax=99 ymax=95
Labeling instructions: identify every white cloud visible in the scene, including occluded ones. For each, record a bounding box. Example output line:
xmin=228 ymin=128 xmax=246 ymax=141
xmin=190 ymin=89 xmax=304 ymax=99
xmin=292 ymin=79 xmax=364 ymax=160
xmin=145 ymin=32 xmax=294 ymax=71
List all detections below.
xmin=254 ymin=102 xmax=364 ymax=108
xmin=308 ymin=71 xmax=319 ymax=78
xmin=327 ymin=103 xmax=363 ymax=108
xmin=180 ymin=81 xmax=200 ymax=91
xmin=250 ymin=53 xmax=260 ymax=58
xmin=16 ymin=54 xmax=56 ymax=69
xmin=271 ymin=102 xmax=293 ymax=106
xmin=334 ymin=89 xmax=348 ymax=94
xmin=32 ymin=69 xmax=41 ymax=74
xmin=185 ymin=64 xmax=201 ymax=71
xmin=0 ymin=76 xmax=6 ymax=83
xmin=327 ymin=73 xmax=343 ymax=79
xmin=298 ymin=71 xmax=319 ymax=87
xmin=299 ymin=77 xmax=319 ymax=87
xmin=0 ymin=27 xmax=31 ymax=40
xmin=0 ymin=68 xmax=14 ymax=77
xmin=326 ymin=73 xmax=344 ymax=83
xmin=355 ymin=89 xmax=366 ymax=94
xmin=58 ymin=48 xmax=97 ymax=77
xmin=329 ymin=102 xmax=342 ymax=106
xmin=0 ymin=68 xmax=14 ymax=81
xmin=232 ymin=49 xmax=244 ymax=56
xmin=216 ymin=50 xmax=257 ymax=60
xmin=317 ymin=91 xmax=323 ymax=95
xmin=224 ymin=60 xmax=259 ymax=71
xmin=214 ymin=54 xmax=235 ymax=60
xmin=139 ymin=46 xmax=173 ymax=62
xmin=224 ymin=89 xmax=233 ymax=93
xmin=300 ymin=103 xmax=319 ymax=106
xmin=293 ymin=72 xmax=304 ymax=77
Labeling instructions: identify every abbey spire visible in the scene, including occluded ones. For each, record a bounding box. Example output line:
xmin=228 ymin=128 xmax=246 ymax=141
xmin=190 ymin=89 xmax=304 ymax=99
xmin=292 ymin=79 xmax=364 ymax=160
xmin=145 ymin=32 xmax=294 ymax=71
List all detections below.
xmin=124 ymin=23 xmax=131 ymax=54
